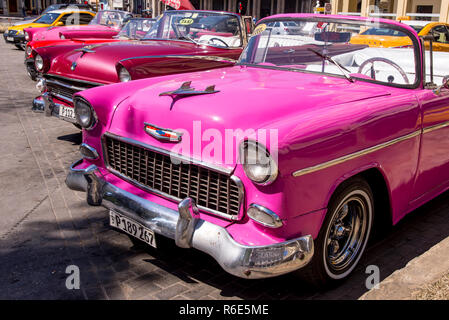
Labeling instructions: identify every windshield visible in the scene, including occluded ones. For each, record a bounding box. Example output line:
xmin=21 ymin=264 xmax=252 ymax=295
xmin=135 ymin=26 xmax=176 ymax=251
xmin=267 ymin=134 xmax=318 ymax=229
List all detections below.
xmin=89 ymin=10 xmax=129 ymax=27
xmin=239 ymin=18 xmax=419 ymax=86
xmin=143 ymin=11 xmax=242 ymax=48
xmin=42 ymin=5 xmax=60 ymax=14
xmin=35 ymin=12 xmax=60 ymax=24
xmin=360 ymin=27 xmax=407 ymax=36
xmin=117 ymin=18 xmax=156 ymax=39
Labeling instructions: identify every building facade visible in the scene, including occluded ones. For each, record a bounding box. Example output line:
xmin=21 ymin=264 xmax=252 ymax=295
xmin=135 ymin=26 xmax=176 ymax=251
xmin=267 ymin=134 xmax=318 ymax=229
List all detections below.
xmin=2 ymin=0 xmax=448 ymax=23
xmin=329 ymin=0 xmax=449 ymax=22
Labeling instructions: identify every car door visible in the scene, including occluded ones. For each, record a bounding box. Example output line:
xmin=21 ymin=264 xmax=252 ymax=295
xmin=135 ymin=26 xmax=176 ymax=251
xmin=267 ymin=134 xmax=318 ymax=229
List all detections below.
xmin=429 ymin=25 xmax=449 ymax=51
xmin=411 ymin=50 xmax=449 ymax=204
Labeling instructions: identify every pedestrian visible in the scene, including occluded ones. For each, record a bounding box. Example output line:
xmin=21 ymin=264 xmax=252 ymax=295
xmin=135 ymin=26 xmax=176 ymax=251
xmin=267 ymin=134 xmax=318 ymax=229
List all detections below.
xmin=22 ymin=0 xmax=27 ymax=17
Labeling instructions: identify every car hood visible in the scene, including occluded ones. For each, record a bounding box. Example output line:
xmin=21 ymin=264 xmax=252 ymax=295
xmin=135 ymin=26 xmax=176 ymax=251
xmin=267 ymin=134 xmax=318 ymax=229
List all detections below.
xmin=107 ymin=66 xmax=390 ymax=169
xmin=10 ymin=23 xmax=49 ymax=31
xmin=49 ymin=40 xmax=211 ymax=84
xmin=30 ymin=25 xmax=114 ymax=41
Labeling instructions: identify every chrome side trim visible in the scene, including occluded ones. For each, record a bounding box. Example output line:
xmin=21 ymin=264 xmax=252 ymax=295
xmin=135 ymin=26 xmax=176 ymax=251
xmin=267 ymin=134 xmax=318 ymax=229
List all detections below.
xmin=422 ymin=120 xmax=449 ymax=134
xmin=292 ymin=130 xmax=421 ymax=177
xmin=101 ymin=132 xmax=245 ymax=221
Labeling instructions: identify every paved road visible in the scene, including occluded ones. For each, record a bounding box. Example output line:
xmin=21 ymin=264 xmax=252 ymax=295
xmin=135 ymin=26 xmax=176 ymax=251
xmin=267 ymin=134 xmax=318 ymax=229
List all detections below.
xmin=1 ymin=40 xmax=449 ymax=300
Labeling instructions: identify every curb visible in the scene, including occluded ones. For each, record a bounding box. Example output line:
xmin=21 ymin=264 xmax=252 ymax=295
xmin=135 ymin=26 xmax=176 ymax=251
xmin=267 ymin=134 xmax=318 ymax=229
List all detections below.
xmin=359 ymin=235 xmax=449 ymax=299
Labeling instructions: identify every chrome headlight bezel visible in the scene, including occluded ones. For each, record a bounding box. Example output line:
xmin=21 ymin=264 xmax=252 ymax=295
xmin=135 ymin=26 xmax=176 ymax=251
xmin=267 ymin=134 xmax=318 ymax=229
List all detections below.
xmin=26 ymin=45 xmax=32 ymax=57
xmin=118 ymin=66 xmax=131 ymax=82
xmin=239 ymin=140 xmax=278 ymax=186
xmin=24 ymin=31 xmax=29 ymax=41
xmin=34 ymin=54 xmax=44 ymax=71
xmin=74 ymin=97 xmax=97 ymax=130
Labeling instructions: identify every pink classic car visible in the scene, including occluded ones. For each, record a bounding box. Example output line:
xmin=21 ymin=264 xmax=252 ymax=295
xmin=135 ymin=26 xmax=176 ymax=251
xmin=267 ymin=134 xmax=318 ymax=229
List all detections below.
xmin=24 ymin=10 xmax=132 ymax=44
xmin=32 ymin=10 xmax=254 ymax=126
xmin=65 ymin=14 xmax=449 ymax=286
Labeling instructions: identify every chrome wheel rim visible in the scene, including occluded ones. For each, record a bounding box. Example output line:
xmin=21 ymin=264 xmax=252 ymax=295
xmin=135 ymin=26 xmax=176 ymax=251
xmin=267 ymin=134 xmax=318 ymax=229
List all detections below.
xmin=323 ymin=190 xmax=372 ymax=279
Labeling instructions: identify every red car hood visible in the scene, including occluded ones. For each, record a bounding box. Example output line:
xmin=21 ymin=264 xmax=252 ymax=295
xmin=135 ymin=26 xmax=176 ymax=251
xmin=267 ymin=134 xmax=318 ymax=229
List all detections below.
xmin=28 ymin=25 xmax=117 ymax=41
xmin=48 ymin=40 xmax=234 ymax=84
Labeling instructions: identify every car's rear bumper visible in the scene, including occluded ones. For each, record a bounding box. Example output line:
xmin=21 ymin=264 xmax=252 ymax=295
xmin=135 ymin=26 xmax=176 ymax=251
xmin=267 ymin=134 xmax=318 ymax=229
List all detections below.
xmin=66 ymin=159 xmax=314 ymax=279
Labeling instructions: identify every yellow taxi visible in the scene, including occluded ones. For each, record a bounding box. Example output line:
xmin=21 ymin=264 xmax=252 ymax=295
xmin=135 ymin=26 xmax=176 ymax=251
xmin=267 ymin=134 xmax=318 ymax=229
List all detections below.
xmin=3 ymin=9 xmax=95 ymax=50
xmin=350 ymin=21 xmax=449 ymax=52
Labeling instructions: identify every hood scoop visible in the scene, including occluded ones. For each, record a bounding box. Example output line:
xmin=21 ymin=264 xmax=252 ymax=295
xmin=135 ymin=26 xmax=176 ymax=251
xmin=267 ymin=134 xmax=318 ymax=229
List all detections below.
xmin=159 ymin=81 xmax=219 ymax=110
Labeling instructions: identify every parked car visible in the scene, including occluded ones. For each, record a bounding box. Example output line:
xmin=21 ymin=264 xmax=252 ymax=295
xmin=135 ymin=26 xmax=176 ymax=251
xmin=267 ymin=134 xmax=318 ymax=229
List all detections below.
xmin=3 ymin=9 xmax=95 ymax=50
xmin=24 ymin=10 xmax=133 ymax=43
xmin=11 ymin=3 xmax=95 ymax=27
xmin=266 ymin=20 xmax=302 ymax=35
xmin=25 ymin=18 xmax=156 ymax=81
xmin=64 ymin=14 xmax=449 ymax=285
xmin=32 ymin=10 xmax=254 ymax=127
xmin=350 ymin=21 xmax=449 ymax=51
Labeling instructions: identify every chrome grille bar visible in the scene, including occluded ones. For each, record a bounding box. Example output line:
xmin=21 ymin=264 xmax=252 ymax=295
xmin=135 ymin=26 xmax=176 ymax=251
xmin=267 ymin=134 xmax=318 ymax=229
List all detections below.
xmin=102 ymin=133 xmax=244 ymax=220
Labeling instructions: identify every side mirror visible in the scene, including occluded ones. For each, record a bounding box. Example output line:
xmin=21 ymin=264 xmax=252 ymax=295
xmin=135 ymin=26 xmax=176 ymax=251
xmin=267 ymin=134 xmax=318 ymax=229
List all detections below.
xmin=443 ymin=76 xmax=449 ymax=89
xmin=433 ymin=76 xmax=449 ymax=95
xmin=55 ymin=21 xmax=64 ymax=27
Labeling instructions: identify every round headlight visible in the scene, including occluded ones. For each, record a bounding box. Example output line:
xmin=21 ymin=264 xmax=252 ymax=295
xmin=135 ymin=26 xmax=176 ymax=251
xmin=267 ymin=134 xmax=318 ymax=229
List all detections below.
xmin=74 ymin=98 xmax=96 ymax=130
xmin=35 ymin=54 xmax=44 ymax=71
xmin=26 ymin=45 xmax=32 ymax=57
xmin=24 ymin=31 xmax=29 ymax=41
xmin=118 ymin=67 xmax=131 ymax=82
xmin=240 ymin=140 xmax=278 ymax=185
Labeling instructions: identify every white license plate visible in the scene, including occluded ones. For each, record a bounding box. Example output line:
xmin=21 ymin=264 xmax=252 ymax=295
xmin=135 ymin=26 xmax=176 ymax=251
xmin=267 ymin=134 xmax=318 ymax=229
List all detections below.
xmin=59 ymin=105 xmax=76 ymax=120
xmin=109 ymin=210 xmax=157 ymax=248
xmin=6 ymin=37 xmax=13 ymax=41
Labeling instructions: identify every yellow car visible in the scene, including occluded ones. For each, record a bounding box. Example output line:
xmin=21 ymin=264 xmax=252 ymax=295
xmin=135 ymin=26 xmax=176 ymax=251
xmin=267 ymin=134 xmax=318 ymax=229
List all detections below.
xmin=3 ymin=9 xmax=95 ymax=50
xmin=350 ymin=22 xmax=449 ymax=52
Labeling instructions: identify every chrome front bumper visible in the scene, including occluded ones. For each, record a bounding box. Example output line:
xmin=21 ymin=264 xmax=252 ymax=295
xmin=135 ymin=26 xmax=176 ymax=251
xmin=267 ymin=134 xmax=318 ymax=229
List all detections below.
xmin=32 ymin=92 xmax=76 ymax=123
xmin=66 ymin=159 xmax=314 ymax=279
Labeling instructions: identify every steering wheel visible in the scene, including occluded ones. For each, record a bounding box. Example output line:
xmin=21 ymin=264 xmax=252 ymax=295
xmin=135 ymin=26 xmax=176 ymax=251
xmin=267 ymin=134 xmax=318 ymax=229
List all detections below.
xmin=208 ymin=37 xmax=229 ymax=47
xmin=358 ymin=57 xmax=409 ymax=84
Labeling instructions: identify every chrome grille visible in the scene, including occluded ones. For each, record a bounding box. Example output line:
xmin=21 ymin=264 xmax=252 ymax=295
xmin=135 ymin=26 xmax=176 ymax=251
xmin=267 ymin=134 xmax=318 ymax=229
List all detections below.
xmin=104 ymin=135 xmax=243 ymax=219
xmin=45 ymin=76 xmax=98 ymax=102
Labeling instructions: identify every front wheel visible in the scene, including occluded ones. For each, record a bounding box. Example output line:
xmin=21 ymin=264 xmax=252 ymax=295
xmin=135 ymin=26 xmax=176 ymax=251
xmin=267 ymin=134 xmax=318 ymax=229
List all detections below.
xmin=15 ymin=44 xmax=24 ymax=50
xmin=298 ymin=178 xmax=374 ymax=287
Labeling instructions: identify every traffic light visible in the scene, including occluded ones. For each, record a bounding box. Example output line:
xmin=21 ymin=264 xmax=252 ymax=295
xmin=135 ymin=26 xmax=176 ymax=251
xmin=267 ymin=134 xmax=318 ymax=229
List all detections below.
xmin=237 ymin=1 xmax=247 ymax=15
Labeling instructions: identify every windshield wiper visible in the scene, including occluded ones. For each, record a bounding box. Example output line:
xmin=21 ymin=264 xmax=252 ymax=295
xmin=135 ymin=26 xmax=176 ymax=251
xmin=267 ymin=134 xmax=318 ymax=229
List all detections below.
xmin=307 ymin=48 xmax=354 ymax=83
xmin=178 ymin=35 xmax=199 ymax=46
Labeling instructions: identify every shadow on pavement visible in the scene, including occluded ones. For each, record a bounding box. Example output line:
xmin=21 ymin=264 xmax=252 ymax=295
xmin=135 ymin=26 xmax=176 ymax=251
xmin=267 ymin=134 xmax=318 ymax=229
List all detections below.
xmin=1 ymin=189 xmax=449 ymax=300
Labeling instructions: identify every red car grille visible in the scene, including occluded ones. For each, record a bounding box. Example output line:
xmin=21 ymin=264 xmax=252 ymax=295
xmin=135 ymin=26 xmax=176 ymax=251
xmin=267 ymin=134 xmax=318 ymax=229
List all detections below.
xmin=45 ymin=76 xmax=97 ymax=102
xmin=103 ymin=135 xmax=243 ymax=219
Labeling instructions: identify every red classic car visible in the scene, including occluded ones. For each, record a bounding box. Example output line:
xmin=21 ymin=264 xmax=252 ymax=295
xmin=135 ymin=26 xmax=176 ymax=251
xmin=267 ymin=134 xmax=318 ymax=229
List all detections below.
xmin=32 ymin=10 xmax=254 ymax=126
xmin=25 ymin=18 xmax=156 ymax=81
xmin=24 ymin=10 xmax=132 ymax=44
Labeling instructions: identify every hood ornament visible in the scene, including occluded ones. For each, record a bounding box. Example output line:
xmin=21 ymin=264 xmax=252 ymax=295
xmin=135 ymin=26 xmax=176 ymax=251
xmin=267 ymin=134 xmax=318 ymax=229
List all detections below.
xmin=75 ymin=47 xmax=96 ymax=57
xmin=159 ymin=81 xmax=219 ymax=110
xmin=71 ymin=62 xmax=77 ymax=71
xmin=144 ymin=122 xmax=183 ymax=142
